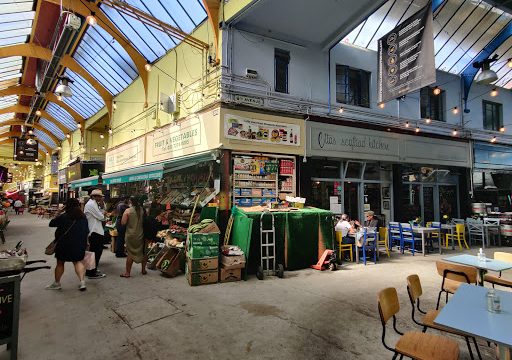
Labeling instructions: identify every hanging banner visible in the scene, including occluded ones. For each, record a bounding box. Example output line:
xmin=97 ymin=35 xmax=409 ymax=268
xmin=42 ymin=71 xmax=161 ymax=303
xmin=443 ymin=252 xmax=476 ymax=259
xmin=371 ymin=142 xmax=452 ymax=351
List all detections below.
xmin=13 ymin=138 xmax=38 ymax=162
xmin=377 ymin=1 xmax=435 ymax=103
xmin=224 ymin=114 xmax=300 ymax=146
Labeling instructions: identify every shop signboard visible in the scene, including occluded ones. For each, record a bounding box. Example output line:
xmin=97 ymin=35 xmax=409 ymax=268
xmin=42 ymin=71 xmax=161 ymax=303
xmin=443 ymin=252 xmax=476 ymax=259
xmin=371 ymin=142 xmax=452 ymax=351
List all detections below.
xmin=224 ymin=114 xmax=301 ymax=147
xmin=67 ymin=163 xmax=82 ymax=182
xmin=105 ymin=170 xmax=162 ymax=185
xmin=57 ymin=169 xmax=67 ymax=184
xmin=13 ymin=138 xmax=38 ymax=162
xmin=146 ymin=118 xmax=203 ymax=163
xmin=0 ymin=276 xmax=20 ymax=354
xmin=377 ymin=1 xmax=435 ymax=103
xmin=81 ymin=162 xmax=104 ymax=178
xmin=105 ymin=137 xmax=145 ymax=173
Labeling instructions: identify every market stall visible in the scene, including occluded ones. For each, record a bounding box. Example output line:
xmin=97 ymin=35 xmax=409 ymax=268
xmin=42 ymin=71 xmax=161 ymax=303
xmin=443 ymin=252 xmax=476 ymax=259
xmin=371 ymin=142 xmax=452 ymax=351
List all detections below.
xmin=230 ymin=206 xmax=334 ymax=274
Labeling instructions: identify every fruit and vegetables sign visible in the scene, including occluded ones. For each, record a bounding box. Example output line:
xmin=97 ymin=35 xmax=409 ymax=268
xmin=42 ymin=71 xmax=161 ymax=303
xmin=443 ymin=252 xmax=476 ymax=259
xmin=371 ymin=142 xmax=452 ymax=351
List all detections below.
xmin=224 ymin=115 xmax=300 ymax=146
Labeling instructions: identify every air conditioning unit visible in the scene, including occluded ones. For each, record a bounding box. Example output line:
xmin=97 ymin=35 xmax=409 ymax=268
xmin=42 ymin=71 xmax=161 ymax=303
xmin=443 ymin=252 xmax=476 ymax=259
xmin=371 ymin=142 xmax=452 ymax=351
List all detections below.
xmin=160 ymin=93 xmax=180 ymax=114
xmin=245 ymin=68 xmax=258 ymax=79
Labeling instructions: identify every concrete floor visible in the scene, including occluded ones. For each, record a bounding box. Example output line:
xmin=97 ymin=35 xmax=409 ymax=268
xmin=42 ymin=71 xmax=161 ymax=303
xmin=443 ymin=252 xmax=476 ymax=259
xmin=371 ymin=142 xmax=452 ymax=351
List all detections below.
xmin=0 ymin=213 xmax=509 ymax=360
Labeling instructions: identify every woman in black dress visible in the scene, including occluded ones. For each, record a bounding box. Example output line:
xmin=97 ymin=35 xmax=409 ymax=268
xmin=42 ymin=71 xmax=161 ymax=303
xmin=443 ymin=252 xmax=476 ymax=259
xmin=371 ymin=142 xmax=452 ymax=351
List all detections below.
xmin=46 ymin=198 xmax=89 ymax=291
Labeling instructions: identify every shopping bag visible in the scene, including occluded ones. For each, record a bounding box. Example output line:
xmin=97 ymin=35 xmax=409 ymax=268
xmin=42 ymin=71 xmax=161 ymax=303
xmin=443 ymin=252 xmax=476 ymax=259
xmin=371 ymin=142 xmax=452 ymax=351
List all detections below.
xmin=44 ymin=240 xmax=57 ymax=255
xmin=82 ymin=251 xmax=96 ymax=270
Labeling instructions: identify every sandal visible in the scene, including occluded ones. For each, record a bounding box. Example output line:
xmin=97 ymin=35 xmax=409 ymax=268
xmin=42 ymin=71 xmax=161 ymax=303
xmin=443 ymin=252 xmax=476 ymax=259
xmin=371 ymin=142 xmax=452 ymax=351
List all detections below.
xmin=120 ymin=273 xmax=131 ymax=278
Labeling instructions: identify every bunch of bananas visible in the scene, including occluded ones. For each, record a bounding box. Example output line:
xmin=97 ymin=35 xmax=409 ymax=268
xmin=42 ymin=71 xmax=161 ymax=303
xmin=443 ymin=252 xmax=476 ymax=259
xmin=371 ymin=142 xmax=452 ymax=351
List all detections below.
xmin=188 ymin=219 xmax=214 ymax=233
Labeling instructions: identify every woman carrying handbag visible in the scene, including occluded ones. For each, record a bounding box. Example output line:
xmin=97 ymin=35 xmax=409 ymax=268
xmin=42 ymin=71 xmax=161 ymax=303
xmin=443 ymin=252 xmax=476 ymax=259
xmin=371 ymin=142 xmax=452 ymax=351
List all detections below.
xmin=46 ymin=198 xmax=90 ymax=291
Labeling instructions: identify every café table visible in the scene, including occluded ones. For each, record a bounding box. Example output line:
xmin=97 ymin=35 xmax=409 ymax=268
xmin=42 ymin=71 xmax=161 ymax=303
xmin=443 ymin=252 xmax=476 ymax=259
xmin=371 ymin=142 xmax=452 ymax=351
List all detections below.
xmin=411 ymin=227 xmax=441 ymax=256
xmin=434 ymin=284 xmax=512 ymax=360
xmin=444 ymin=254 xmax=512 ymax=286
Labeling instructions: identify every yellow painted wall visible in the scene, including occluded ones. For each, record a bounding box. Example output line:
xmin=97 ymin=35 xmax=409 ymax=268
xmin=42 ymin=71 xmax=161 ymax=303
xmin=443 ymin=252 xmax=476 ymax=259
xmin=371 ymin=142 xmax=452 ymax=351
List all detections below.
xmin=223 ymin=0 xmax=254 ymax=21
xmin=83 ymin=130 xmax=108 ymax=160
xmin=59 ymin=130 xmax=83 ymax=167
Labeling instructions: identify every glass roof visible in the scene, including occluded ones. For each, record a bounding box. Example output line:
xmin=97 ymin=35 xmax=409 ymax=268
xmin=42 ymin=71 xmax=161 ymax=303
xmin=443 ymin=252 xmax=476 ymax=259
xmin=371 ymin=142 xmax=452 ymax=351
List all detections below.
xmin=0 ymin=94 xmax=17 ymax=109
xmin=100 ymin=0 xmax=207 ymax=63
xmin=62 ymin=69 xmax=104 ymax=119
xmin=0 ymin=112 xmax=14 ymax=122
xmin=33 ymin=129 xmax=56 ymax=149
xmin=38 ymin=118 xmax=65 ymax=140
xmin=45 ymin=102 xmax=77 ymax=131
xmin=343 ymin=0 xmax=512 ymax=88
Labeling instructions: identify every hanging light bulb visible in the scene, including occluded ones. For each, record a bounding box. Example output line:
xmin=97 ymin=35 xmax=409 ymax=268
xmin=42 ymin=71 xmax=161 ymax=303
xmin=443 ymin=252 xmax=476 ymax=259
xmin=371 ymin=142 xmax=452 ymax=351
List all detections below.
xmin=500 ymin=126 xmax=505 ymax=132
xmin=35 ymin=110 xmax=41 ymax=116
xmin=57 ymin=94 xmax=63 ymax=101
xmin=145 ymin=62 xmax=152 ymax=72
xmin=113 ymin=101 xmax=117 ymax=111
xmin=405 ymin=121 xmax=410 ymax=128
xmin=452 ymin=129 xmax=458 ymax=136
xmin=415 ymin=127 xmax=420 ymax=133
xmin=94 ymin=148 xmax=98 ymax=152
xmin=490 ymin=88 xmax=498 ymax=97
xmin=490 ymin=136 xmax=497 ymax=143
xmin=452 ymin=107 xmax=459 ymax=115
xmin=433 ymin=86 xmax=441 ymax=95
xmin=86 ymin=12 xmax=97 ymax=26
xmin=57 ymin=146 xmax=61 ymax=150
xmin=338 ymin=107 xmax=344 ymax=114
xmin=77 ymin=122 xmax=82 ymax=129
xmin=99 ymin=133 xmax=104 ymax=139
xmin=508 ymin=58 xmax=512 ymax=68
xmin=28 ymin=129 xmax=33 ymax=135
xmin=108 ymin=127 xmax=113 ymax=134
xmin=66 ymin=133 xmax=70 ymax=139
xmin=378 ymin=102 xmax=385 ymax=109
xmin=45 ymin=152 xmax=49 ymax=156
xmin=19 ymin=150 xmax=23 ymax=154
xmin=102 ymin=146 xmax=106 ymax=150
xmin=425 ymin=117 xmax=432 ymax=124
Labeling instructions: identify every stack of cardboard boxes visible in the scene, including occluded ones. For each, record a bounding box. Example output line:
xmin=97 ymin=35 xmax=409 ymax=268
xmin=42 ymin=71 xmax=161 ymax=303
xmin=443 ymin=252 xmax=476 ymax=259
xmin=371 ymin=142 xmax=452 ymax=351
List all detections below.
xmin=220 ymin=246 xmax=245 ymax=282
xmin=186 ymin=222 xmax=221 ymax=286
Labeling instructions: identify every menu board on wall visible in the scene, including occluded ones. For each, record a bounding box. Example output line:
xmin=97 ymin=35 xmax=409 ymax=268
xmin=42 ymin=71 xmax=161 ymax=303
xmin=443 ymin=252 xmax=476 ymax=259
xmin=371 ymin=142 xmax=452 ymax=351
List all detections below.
xmin=224 ymin=114 xmax=301 ymax=146
xmin=13 ymin=138 xmax=38 ymax=162
xmin=105 ymin=137 xmax=145 ymax=173
xmin=377 ymin=1 xmax=435 ymax=103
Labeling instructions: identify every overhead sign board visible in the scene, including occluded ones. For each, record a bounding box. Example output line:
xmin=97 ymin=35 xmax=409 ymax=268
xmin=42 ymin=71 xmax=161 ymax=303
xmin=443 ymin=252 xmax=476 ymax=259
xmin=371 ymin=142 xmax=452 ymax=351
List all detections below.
xmin=105 ymin=137 xmax=145 ymax=173
xmin=13 ymin=138 xmax=38 ymax=162
xmin=377 ymin=1 xmax=435 ymax=103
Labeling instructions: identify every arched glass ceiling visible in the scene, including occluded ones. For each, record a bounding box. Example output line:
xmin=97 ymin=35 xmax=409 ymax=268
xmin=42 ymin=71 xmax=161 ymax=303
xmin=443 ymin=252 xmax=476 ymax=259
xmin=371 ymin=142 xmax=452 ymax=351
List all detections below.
xmin=100 ymin=0 xmax=207 ymax=62
xmin=74 ymin=25 xmax=138 ymax=95
xmin=62 ymin=69 xmax=103 ymax=118
xmin=45 ymin=102 xmax=77 ymax=131
xmin=0 ymin=112 xmax=14 ymax=122
xmin=343 ymin=0 xmax=512 ymax=88
xmin=33 ymin=129 xmax=56 ymax=149
xmin=39 ymin=118 xmax=65 ymax=140
xmin=0 ymin=94 xmax=17 ymax=109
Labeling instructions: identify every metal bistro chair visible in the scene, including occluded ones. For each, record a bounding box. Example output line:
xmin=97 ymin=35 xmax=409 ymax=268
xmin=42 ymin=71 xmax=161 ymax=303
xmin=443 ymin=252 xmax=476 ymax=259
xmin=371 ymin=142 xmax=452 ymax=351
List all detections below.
xmin=406 ymin=274 xmax=482 ymax=360
xmin=484 ymin=252 xmax=512 ymax=289
xmin=451 ymin=218 xmax=465 ymax=225
xmin=400 ymin=223 xmax=421 ymax=255
xmin=467 ymin=222 xmax=486 ymax=250
xmin=435 ymin=261 xmax=478 ymax=309
xmin=445 ymin=223 xmax=469 ymax=250
xmin=388 ymin=222 xmax=402 ymax=251
xmin=483 ymin=218 xmax=501 ymax=247
xmin=377 ymin=287 xmax=460 ymax=360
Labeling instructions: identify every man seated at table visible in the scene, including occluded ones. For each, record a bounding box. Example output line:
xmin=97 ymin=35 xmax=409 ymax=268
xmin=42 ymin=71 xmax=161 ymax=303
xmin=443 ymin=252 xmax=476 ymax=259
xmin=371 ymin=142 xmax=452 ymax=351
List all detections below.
xmin=335 ymin=214 xmax=356 ymax=245
xmin=363 ymin=211 xmax=379 ymax=228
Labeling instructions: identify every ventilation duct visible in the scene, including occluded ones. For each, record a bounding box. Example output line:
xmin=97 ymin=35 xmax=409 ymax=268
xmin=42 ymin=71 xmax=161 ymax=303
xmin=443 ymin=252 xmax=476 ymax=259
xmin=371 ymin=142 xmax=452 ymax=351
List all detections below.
xmin=26 ymin=12 xmax=81 ymax=125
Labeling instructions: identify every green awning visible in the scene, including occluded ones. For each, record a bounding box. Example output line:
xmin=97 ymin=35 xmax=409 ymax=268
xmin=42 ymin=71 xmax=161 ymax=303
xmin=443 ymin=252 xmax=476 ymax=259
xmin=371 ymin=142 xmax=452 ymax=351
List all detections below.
xmin=69 ymin=176 xmax=99 ymax=189
xmin=103 ymin=164 xmax=164 ymax=185
xmin=163 ymin=151 xmax=216 ymax=173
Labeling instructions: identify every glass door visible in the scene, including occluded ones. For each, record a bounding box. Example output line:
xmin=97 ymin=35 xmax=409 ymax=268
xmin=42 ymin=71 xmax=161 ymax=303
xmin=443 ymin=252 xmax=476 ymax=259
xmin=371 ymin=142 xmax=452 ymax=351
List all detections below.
xmin=343 ymin=182 xmax=360 ymax=220
xmin=423 ymin=186 xmax=435 ymax=224
xmin=439 ymin=185 xmax=458 ymax=219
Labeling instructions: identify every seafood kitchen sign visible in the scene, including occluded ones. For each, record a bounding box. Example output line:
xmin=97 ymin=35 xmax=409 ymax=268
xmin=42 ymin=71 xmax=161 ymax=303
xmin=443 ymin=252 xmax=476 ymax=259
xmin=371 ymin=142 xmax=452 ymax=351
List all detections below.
xmin=224 ymin=115 xmax=300 ymax=146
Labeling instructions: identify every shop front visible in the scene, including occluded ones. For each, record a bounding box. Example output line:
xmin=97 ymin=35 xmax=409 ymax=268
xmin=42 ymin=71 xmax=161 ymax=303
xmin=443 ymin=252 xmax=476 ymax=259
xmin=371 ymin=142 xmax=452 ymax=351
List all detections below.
xmin=472 ymin=142 xmax=512 ymax=212
xmin=304 ymin=121 xmax=471 ymax=224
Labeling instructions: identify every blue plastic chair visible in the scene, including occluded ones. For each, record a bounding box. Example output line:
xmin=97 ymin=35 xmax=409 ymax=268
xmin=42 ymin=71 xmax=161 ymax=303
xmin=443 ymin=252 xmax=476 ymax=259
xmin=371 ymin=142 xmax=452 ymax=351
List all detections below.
xmin=359 ymin=228 xmax=377 ymax=265
xmin=388 ymin=222 xmax=401 ymax=250
xmin=400 ymin=223 xmax=420 ymax=255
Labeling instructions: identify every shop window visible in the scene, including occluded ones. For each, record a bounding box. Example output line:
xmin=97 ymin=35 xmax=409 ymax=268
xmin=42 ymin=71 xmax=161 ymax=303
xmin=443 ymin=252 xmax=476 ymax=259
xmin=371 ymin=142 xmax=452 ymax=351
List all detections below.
xmin=482 ymin=100 xmax=503 ymax=131
xmin=311 ymin=160 xmax=341 ymax=179
xmin=363 ymin=163 xmax=380 ymax=180
xmin=274 ymin=49 xmax=290 ymax=93
xmin=344 ymin=161 xmax=364 ymax=179
xmin=420 ymin=86 xmax=445 ymax=121
xmin=336 ymin=65 xmax=370 ymax=107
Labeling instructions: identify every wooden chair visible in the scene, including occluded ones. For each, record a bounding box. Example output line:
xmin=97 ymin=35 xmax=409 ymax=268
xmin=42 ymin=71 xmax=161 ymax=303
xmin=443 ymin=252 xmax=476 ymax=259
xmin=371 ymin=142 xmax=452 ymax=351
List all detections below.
xmin=378 ymin=227 xmax=390 ymax=258
xmin=435 ymin=261 xmax=478 ymax=309
xmin=484 ymin=252 xmax=512 ymax=289
xmin=445 ymin=223 xmax=469 ymax=250
xmin=377 ymin=287 xmax=460 ymax=360
xmin=407 ymin=274 xmax=481 ymax=360
xmin=335 ymin=231 xmax=353 ymax=262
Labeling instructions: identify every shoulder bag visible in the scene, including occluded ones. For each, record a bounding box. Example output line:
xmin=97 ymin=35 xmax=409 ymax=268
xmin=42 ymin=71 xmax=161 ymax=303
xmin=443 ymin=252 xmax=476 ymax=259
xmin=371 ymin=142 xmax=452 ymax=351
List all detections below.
xmin=45 ymin=220 xmax=76 ymax=255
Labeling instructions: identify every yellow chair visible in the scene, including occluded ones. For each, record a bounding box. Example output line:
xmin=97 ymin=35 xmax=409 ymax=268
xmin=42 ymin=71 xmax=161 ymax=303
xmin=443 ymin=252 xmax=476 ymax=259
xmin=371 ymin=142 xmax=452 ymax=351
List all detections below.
xmin=335 ymin=231 xmax=353 ymax=262
xmin=445 ymin=223 xmax=469 ymax=250
xmin=378 ymin=227 xmax=390 ymax=258
xmin=484 ymin=252 xmax=512 ymax=289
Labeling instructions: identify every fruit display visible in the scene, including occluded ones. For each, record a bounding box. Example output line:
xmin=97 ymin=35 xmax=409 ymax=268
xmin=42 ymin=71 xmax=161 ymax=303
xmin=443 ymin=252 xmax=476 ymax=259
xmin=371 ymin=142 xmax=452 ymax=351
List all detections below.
xmin=188 ymin=219 xmax=214 ymax=233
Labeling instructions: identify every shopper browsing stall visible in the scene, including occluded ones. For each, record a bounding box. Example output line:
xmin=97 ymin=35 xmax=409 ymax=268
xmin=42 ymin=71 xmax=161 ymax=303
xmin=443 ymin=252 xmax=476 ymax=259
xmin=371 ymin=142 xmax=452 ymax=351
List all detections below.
xmin=120 ymin=196 xmax=146 ymax=277
xmin=115 ymin=197 xmax=129 ymax=258
xmin=84 ymin=189 xmax=107 ymax=279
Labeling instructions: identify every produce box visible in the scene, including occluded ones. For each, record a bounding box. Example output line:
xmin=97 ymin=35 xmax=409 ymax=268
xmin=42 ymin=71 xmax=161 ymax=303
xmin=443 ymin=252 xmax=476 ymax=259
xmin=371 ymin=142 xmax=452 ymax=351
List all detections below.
xmin=148 ymin=245 xmax=170 ymax=270
xmin=219 ymin=267 xmax=242 ymax=283
xmin=262 ymin=189 xmax=275 ymax=196
xmin=157 ymin=247 xmax=184 ymax=277
xmin=186 ymin=264 xmax=218 ymax=286
xmin=220 ymin=253 xmax=245 ymax=270
xmin=188 ymin=233 xmax=220 ymax=247
xmin=187 ymin=257 xmax=218 ymax=272
xmin=197 ymin=222 xmax=220 ymax=234
xmin=187 ymin=245 xmax=219 ymax=259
